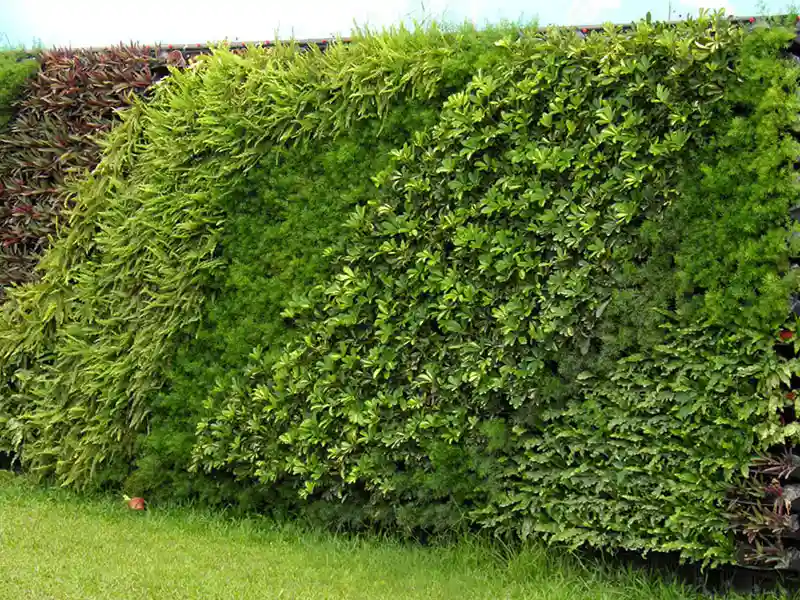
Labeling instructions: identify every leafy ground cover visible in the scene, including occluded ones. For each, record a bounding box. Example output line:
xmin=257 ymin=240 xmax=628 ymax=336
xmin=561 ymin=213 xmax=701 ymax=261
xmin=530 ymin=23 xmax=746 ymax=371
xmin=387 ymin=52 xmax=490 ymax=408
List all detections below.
xmin=0 ymin=474 xmax=793 ymax=600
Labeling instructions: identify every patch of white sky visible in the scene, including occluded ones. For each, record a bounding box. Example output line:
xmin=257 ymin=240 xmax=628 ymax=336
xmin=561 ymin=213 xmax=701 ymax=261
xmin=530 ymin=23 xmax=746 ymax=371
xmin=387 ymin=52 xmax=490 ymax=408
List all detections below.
xmin=0 ymin=0 xmax=790 ymax=48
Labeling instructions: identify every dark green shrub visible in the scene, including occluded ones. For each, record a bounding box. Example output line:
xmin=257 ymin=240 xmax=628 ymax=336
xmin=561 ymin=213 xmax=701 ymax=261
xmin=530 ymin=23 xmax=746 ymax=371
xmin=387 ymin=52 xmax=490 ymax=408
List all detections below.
xmin=190 ymin=20 xmax=800 ymax=565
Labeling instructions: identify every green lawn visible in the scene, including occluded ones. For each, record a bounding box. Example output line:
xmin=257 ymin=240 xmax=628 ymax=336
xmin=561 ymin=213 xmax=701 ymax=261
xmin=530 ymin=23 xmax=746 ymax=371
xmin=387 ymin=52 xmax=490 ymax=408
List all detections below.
xmin=0 ymin=473 xmax=792 ymax=600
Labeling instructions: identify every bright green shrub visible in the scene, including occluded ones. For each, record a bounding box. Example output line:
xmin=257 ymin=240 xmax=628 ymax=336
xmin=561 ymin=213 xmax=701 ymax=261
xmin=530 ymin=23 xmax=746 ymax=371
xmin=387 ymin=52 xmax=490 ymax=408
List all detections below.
xmin=0 ymin=51 xmax=38 ymax=130
xmin=190 ymin=20 xmax=800 ymax=565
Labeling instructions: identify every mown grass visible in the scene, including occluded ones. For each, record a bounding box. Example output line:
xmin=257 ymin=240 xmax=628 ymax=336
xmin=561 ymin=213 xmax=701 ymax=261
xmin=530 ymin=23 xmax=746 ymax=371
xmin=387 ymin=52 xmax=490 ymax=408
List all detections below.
xmin=0 ymin=472 xmax=794 ymax=600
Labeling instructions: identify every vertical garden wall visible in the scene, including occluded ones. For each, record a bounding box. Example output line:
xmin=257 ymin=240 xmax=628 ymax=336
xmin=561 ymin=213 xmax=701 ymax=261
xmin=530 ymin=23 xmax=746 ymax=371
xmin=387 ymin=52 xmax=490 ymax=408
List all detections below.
xmin=0 ymin=45 xmax=179 ymax=297
xmin=2 ymin=14 xmax=800 ymax=568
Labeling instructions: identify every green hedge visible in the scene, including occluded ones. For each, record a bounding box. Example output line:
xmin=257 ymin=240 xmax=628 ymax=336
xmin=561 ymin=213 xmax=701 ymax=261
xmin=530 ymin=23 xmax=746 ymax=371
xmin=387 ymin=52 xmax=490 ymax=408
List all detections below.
xmin=190 ymin=20 xmax=800 ymax=564
xmin=128 ymin=110 xmax=440 ymax=505
xmin=1 ymin=16 xmax=800 ymax=566
xmin=0 ymin=51 xmax=38 ymax=130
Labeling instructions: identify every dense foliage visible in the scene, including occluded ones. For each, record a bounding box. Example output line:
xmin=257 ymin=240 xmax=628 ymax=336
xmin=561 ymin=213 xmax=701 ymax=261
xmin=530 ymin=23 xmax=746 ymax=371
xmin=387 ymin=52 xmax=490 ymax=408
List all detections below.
xmin=0 ymin=46 xmax=164 ymax=296
xmin=1 ymin=16 xmax=800 ymax=567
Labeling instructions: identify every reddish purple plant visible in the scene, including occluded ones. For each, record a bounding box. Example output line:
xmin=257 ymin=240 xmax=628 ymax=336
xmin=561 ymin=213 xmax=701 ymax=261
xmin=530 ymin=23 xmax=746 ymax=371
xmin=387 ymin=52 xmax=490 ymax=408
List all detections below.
xmin=0 ymin=45 xmax=184 ymax=299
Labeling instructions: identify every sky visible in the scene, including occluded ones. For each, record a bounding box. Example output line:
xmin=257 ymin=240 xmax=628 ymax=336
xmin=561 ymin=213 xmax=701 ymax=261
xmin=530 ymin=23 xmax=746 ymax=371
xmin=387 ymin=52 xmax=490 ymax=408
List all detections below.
xmin=0 ymin=0 xmax=792 ymax=48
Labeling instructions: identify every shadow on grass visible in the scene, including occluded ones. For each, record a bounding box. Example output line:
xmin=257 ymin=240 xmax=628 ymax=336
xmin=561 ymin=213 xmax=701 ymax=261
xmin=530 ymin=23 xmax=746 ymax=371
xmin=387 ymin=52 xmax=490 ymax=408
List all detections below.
xmin=570 ymin=546 xmax=800 ymax=598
